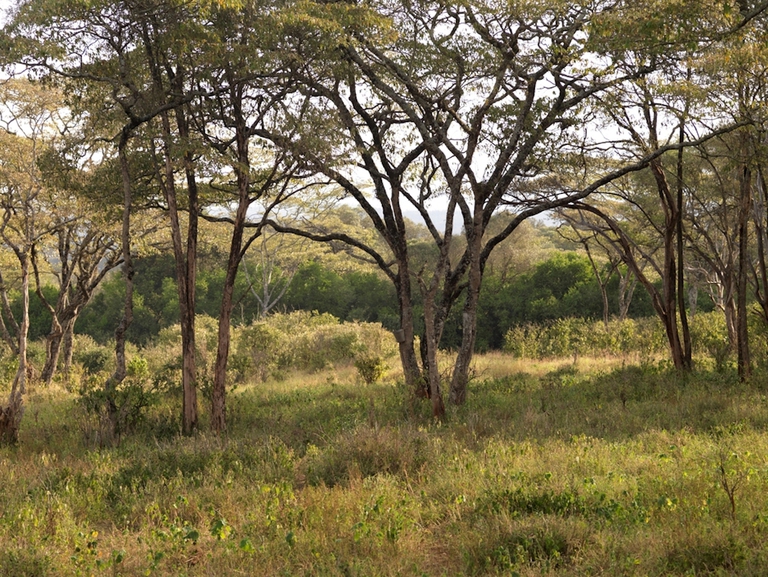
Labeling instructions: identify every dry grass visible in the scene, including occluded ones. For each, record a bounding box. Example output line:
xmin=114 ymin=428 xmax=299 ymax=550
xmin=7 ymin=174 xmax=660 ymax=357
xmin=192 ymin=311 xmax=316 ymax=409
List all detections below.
xmin=2 ymin=353 xmax=768 ymax=575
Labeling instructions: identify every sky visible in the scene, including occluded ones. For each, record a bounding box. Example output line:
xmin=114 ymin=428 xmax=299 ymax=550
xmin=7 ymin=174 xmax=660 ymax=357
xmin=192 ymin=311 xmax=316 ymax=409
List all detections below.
xmin=0 ymin=1 xmax=11 ymax=26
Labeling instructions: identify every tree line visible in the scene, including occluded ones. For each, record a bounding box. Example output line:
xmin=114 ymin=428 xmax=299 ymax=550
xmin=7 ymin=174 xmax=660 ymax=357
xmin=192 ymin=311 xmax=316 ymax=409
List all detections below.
xmin=0 ymin=0 xmax=766 ymax=441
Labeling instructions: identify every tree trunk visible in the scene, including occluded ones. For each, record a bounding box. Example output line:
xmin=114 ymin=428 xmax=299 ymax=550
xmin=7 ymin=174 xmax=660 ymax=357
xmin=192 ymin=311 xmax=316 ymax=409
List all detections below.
xmin=61 ymin=318 xmax=75 ymax=382
xmin=618 ymin=268 xmax=637 ymax=321
xmin=0 ymin=268 xmax=19 ymax=355
xmin=41 ymin=327 xmax=63 ymax=385
xmin=676 ymin=131 xmax=692 ymax=369
xmin=752 ymin=163 xmax=768 ymax=327
xmin=724 ymin=298 xmax=738 ymax=349
xmin=211 ymin=99 xmax=251 ymax=434
xmin=141 ymin=19 xmax=197 ymax=433
xmin=103 ymin=138 xmax=136 ymax=441
xmin=450 ymin=228 xmax=483 ymax=405
xmin=421 ymin=292 xmax=445 ymax=418
xmin=178 ymin=108 xmax=200 ymax=435
xmin=395 ymin=266 xmax=423 ymax=396
xmin=737 ymin=164 xmax=752 ymax=381
xmin=688 ymin=284 xmax=698 ymax=317
xmin=651 ymin=158 xmax=690 ymax=372
xmin=0 ymin=254 xmax=30 ymax=444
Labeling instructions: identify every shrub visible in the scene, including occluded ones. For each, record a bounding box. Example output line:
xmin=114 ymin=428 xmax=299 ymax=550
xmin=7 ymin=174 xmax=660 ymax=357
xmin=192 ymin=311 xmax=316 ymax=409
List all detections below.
xmin=690 ymin=311 xmax=731 ymax=371
xmin=503 ymin=317 xmax=667 ymax=360
xmin=73 ymin=345 xmax=111 ymax=376
xmin=299 ymin=425 xmax=429 ymax=487
xmin=233 ymin=312 xmax=397 ymax=379
xmin=0 ymin=549 xmax=50 ymax=577
xmin=77 ymin=373 xmax=159 ymax=442
xmin=355 ymin=354 xmax=386 ymax=384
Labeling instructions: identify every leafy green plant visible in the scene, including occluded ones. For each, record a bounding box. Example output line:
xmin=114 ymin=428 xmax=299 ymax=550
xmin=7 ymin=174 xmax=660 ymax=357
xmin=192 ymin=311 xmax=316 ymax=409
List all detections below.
xmin=355 ymin=354 xmax=386 ymax=384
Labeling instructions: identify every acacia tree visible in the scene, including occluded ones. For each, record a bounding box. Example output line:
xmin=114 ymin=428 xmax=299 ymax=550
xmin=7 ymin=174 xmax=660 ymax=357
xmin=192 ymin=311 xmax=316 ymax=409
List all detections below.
xmin=556 ymin=223 xmax=622 ymax=327
xmin=7 ymin=0 xmax=239 ymax=433
xmin=33 ymin=197 xmax=123 ymax=384
xmin=259 ymin=0 xmax=751 ymax=413
xmin=0 ymin=79 xmax=64 ymax=442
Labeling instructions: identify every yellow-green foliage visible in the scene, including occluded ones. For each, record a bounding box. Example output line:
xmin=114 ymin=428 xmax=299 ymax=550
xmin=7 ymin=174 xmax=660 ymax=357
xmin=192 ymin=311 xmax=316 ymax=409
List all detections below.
xmin=504 ymin=313 xmax=748 ymax=369
xmin=233 ymin=311 xmax=398 ymax=382
xmin=504 ymin=317 xmax=667 ymax=360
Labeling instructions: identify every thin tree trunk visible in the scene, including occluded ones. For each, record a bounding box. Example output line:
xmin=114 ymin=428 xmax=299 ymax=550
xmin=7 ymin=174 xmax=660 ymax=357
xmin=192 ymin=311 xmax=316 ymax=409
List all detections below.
xmin=41 ymin=328 xmax=63 ymax=385
xmin=421 ymin=295 xmax=445 ymax=418
xmin=0 ymin=268 xmax=20 ymax=355
xmin=104 ymin=137 xmax=136 ymax=440
xmin=676 ymin=125 xmax=692 ymax=369
xmin=211 ymin=95 xmax=250 ymax=433
xmin=395 ymin=265 xmax=423 ymax=396
xmin=651 ymin=158 xmax=688 ymax=372
xmin=0 ymin=252 xmax=29 ymax=444
xmin=724 ymin=297 xmax=738 ymax=349
xmin=177 ymin=107 xmax=200 ymax=435
xmin=450 ymin=227 xmax=483 ymax=406
xmin=61 ymin=317 xmax=75 ymax=382
xmin=737 ymin=164 xmax=752 ymax=381
xmin=752 ymin=164 xmax=768 ymax=325
xmin=618 ymin=268 xmax=637 ymax=321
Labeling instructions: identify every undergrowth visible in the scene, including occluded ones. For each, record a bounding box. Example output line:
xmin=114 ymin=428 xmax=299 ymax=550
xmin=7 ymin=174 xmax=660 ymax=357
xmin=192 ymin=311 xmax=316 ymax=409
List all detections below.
xmin=2 ymin=356 xmax=768 ymax=575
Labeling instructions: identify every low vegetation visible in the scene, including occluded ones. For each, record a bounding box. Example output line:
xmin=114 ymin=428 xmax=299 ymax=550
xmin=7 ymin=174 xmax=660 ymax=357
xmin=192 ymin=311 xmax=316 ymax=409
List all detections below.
xmin=2 ymin=319 xmax=768 ymax=575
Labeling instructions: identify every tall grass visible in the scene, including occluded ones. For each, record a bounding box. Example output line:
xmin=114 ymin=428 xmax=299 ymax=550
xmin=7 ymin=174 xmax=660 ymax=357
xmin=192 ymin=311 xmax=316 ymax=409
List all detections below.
xmin=4 ymin=342 xmax=768 ymax=574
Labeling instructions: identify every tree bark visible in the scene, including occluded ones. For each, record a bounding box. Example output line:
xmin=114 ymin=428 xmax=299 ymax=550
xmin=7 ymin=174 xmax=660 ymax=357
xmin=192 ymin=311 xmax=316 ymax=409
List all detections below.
xmin=103 ymin=137 xmax=136 ymax=440
xmin=394 ymin=257 xmax=423 ymax=396
xmin=0 ymin=253 xmax=29 ymax=444
xmin=450 ymin=222 xmax=483 ymax=406
xmin=210 ymin=88 xmax=251 ymax=434
xmin=41 ymin=328 xmax=63 ymax=385
xmin=676 ymin=128 xmax=692 ymax=368
xmin=61 ymin=317 xmax=75 ymax=381
xmin=737 ymin=164 xmax=752 ymax=381
xmin=141 ymin=19 xmax=198 ymax=434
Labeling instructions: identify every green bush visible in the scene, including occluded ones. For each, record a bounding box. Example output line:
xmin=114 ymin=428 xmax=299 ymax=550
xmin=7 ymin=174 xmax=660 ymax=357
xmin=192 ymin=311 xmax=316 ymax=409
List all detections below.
xmin=690 ymin=311 xmax=731 ymax=371
xmin=0 ymin=549 xmax=51 ymax=577
xmin=233 ymin=312 xmax=397 ymax=379
xmin=503 ymin=317 xmax=667 ymax=360
xmin=77 ymin=374 xmax=159 ymax=440
xmin=355 ymin=354 xmax=386 ymax=384
xmin=77 ymin=349 xmax=110 ymax=375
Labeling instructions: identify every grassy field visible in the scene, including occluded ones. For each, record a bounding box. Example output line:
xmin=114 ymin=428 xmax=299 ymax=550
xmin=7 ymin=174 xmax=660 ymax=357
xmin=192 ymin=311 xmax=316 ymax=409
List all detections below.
xmin=3 ymin=355 xmax=768 ymax=575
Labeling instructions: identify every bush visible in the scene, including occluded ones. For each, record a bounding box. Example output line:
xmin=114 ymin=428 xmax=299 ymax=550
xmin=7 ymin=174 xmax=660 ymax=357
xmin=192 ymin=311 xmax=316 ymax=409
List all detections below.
xmin=77 ymin=373 xmax=159 ymax=442
xmin=690 ymin=311 xmax=731 ymax=371
xmin=299 ymin=425 xmax=429 ymax=487
xmin=233 ymin=312 xmax=397 ymax=380
xmin=355 ymin=354 xmax=387 ymax=384
xmin=503 ymin=317 xmax=666 ymax=360
xmin=72 ymin=336 xmax=113 ymax=376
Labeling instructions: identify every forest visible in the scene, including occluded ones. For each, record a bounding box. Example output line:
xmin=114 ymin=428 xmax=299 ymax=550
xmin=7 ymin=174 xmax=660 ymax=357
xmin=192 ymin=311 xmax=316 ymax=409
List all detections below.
xmin=2 ymin=0 xmax=768 ymax=575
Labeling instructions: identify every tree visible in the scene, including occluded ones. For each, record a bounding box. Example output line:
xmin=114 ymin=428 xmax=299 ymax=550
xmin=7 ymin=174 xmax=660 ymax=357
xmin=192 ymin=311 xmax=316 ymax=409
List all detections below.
xmin=259 ymin=0 xmax=751 ymax=413
xmin=0 ymin=79 xmax=65 ymax=442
